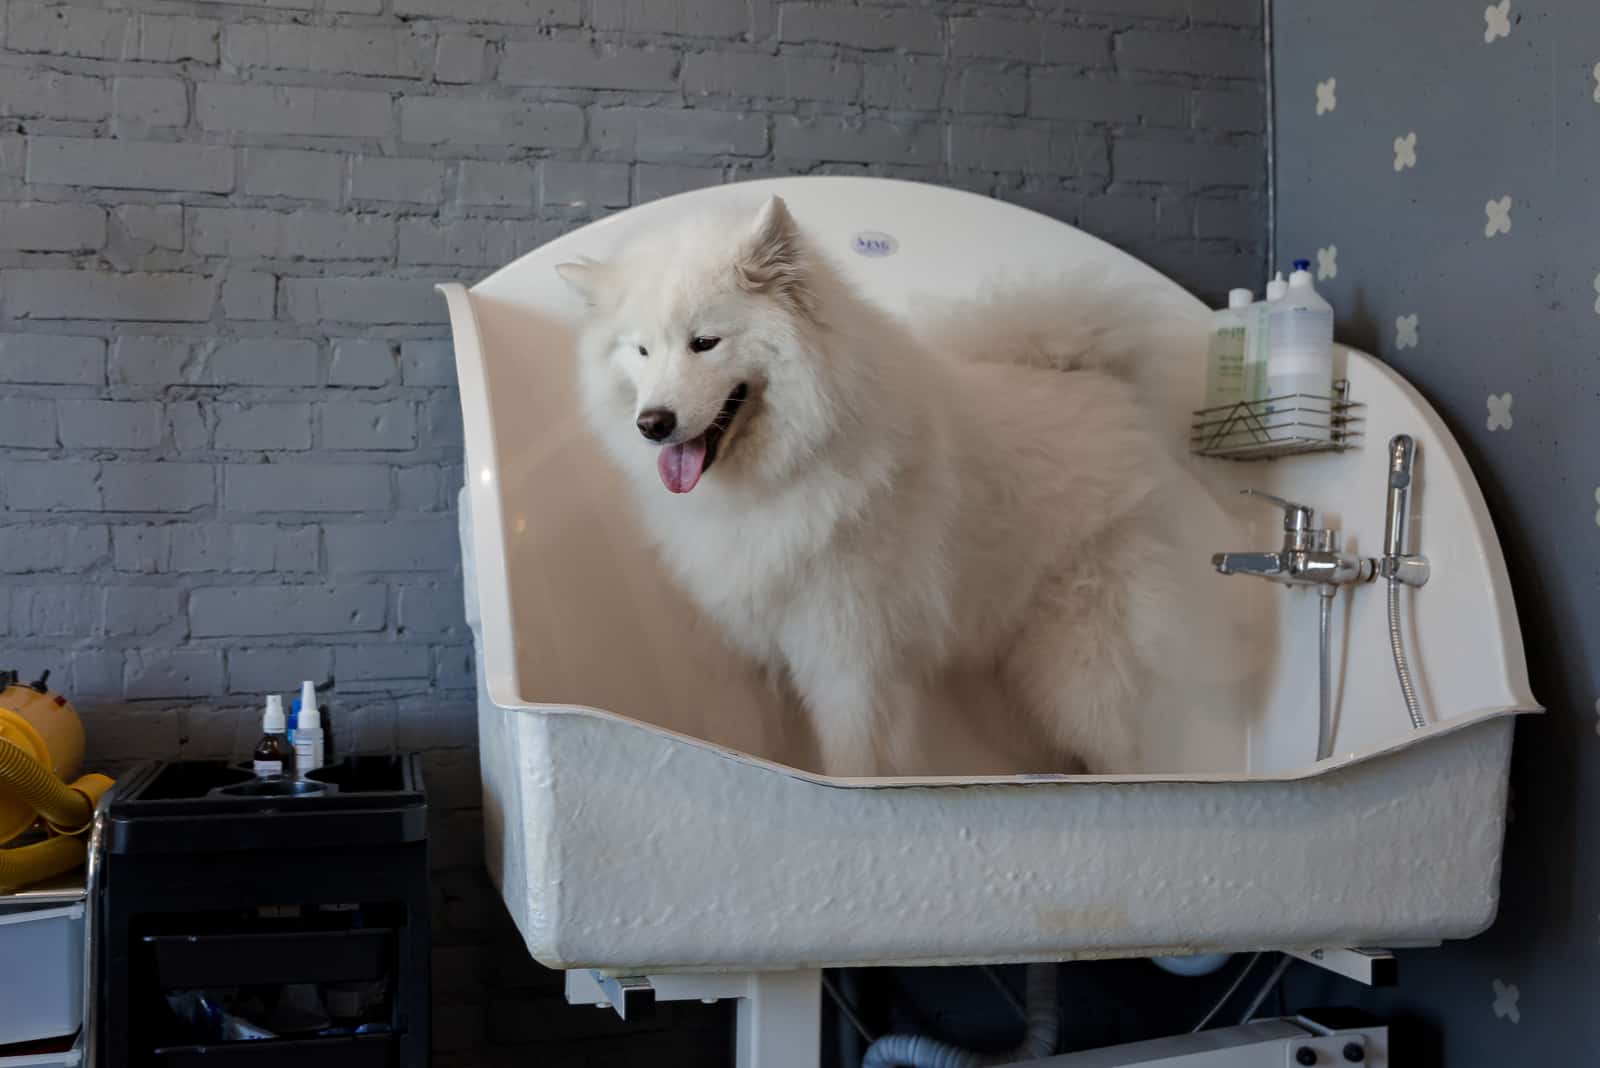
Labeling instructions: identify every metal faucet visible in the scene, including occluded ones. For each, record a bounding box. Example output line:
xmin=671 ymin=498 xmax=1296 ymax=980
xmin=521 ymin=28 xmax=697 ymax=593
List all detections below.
xmin=1212 ymin=490 xmax=1375 ymax=587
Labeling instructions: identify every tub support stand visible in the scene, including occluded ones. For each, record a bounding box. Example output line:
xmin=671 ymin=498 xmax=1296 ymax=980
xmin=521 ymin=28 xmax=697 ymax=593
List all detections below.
xmin=567 ymin=967 xmax=822 ymax=1068
xmin=566 ymin=951 xmax=1406 ymax=1068
xmin=1285 ymin=945 xmax=1405 ymax=987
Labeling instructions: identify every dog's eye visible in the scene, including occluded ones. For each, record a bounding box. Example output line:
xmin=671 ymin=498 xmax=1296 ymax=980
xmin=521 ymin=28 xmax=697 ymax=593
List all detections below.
xmin=689 ymin=336 xmax=721 ymax=353
xmin=637 ymin=345 xmax=648 ymax=357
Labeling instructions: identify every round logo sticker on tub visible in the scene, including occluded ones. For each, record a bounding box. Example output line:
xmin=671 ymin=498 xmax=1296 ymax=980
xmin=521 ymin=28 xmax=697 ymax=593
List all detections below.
xmin=851 ymin=231 xmax=898 ymax=258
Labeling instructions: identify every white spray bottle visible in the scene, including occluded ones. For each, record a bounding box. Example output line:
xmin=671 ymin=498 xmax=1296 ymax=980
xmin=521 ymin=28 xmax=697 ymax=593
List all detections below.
xmin=292 ymin=680 xmax=324 ymax=775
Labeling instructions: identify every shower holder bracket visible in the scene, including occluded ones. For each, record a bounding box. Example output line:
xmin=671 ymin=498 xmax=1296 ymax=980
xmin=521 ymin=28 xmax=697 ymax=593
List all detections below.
xmin=1284 ymin=945 xmax=1406 ymax=987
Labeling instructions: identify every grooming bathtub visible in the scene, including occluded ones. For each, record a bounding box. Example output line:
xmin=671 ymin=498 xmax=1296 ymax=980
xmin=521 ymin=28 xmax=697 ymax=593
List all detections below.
xmin=438 ymin=177 xmax=1537 ymax=974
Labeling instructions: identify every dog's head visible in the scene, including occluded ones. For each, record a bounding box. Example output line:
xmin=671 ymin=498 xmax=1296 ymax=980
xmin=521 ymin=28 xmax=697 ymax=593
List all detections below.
xmin=558 ymin=195 xmax=821 ymax=495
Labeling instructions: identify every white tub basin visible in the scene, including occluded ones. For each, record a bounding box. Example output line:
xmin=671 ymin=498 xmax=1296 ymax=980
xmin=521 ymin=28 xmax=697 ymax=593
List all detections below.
xmin=438 ymin=177 xmax=1537 ymax=972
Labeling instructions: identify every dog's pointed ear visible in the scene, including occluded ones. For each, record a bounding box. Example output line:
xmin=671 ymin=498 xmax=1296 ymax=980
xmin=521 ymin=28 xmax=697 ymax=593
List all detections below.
xmin=735 ymin=196 xmax=808 ymax=308
xmin=556 ymin=258 xmax=605 ymax=305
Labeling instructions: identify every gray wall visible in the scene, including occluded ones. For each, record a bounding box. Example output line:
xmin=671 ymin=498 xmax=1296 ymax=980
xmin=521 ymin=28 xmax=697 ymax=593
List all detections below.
xmin=1274 ymin=1 xmax=1599 ymax=1062
xmin=0 ymin=0 xmax=1263 ymax=1060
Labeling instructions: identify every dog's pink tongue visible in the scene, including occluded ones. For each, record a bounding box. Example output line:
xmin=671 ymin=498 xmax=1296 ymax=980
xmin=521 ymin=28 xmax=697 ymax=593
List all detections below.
xmin=657 ymin=436 xmax=708 ymax=494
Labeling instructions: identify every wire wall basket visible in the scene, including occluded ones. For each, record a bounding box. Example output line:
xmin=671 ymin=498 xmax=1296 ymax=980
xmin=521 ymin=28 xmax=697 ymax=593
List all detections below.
xmin=1190 ymin=379 xmax=1363 ymax=461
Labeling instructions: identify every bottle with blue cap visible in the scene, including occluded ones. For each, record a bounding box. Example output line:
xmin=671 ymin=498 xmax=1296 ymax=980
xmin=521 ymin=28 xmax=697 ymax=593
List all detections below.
xmin=1264 ymin=258 xmax=1335 ymax=440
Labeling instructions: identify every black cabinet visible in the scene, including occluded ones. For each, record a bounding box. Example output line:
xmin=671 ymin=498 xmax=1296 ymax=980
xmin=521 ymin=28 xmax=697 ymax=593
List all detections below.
xmin=95 ymin=757 xmax=431 ymax=1067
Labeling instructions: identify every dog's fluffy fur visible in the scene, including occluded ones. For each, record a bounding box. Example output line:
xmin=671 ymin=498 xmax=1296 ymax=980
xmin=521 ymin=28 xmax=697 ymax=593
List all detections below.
xmin=559 ymin=195 xmax=1220 ymax=777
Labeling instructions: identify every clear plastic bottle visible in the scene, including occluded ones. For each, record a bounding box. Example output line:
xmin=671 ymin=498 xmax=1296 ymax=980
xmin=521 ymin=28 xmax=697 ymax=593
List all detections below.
xmin=1203 ymin=288 xmax=1253 ymax=409
xmin=1243 ymin=272 xmax=1287 ymax=403
xmin=1265 ymin=260 xmax=1334 ymax=440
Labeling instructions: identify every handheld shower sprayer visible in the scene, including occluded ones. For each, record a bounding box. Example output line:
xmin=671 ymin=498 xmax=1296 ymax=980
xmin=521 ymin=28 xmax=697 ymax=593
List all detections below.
xmin=1384 ymin=435 xmax=1414 ymax=560
xmin=1378 ymin=434 xmax=1429 ymax=589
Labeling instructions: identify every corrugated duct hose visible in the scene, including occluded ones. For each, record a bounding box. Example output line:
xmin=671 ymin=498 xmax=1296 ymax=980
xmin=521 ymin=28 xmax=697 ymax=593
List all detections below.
xmin=862 ymin=964 xmax=1060 ymax=1068
xmin=0 ymin=834 xmax=94 ymax=894
xmin=0 ymin=736 xmax=114 ymax=892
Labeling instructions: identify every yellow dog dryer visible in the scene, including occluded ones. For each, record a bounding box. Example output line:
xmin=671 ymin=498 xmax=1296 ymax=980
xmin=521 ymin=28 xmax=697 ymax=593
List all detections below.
xmin=0 ymin=670 xmax=113 ymax=892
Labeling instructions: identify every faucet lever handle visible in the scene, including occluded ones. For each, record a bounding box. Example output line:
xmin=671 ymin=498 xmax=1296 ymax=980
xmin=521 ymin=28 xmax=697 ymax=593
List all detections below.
xmin=1240 ymin=489 xmax=1315 ymax=532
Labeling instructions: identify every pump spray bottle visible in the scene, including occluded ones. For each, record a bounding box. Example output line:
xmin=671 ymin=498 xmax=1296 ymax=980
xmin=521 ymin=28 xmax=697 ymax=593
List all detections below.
xmin=292 ymin=680 xmax=324 ymax=775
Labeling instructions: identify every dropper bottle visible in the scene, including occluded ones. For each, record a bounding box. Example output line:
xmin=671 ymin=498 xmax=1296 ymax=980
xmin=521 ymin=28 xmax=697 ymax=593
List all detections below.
xmin=253 ymin=695 xmax=295 ymax=779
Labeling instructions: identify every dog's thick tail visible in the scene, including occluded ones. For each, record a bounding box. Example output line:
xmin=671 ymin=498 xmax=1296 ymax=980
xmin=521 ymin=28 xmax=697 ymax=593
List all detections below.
xmin=914 ymin=269 xmax=1208 ymax=387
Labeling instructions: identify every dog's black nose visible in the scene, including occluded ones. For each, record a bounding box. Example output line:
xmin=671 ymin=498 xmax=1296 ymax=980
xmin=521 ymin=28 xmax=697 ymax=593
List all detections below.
xmin=636 ymin=408 xmax=677 ymax=441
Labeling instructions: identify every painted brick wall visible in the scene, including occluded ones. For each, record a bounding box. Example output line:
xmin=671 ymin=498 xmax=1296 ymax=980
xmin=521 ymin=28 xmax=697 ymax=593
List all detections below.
xmin=0 ymin=0 xmax=1263 ymax=1061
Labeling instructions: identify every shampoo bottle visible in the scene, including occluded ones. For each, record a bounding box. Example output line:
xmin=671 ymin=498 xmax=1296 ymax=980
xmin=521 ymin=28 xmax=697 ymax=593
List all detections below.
xmin=1244 ymin=272 xmax=1287 ymax=403
xmin=1203 ymin=288 xmax=1253 ymax=409
xmin=1265 ymin=259 xmax=1335 ymax=439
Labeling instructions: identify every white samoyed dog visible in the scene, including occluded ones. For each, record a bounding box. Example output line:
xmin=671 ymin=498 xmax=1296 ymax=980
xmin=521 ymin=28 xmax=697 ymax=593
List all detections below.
xmin=558 ymin=194 xmax=1247 ymax=778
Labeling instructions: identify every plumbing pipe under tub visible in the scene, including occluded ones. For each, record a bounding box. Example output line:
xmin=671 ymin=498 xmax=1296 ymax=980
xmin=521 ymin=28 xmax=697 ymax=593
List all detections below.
xmin=1318 ymin=588 xmax=1336 ymax=760
xmin=1151 ymin=954 xmax=1231 ymax=978
xmin=862 ymin=964 xmax=1059 ymax=1068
